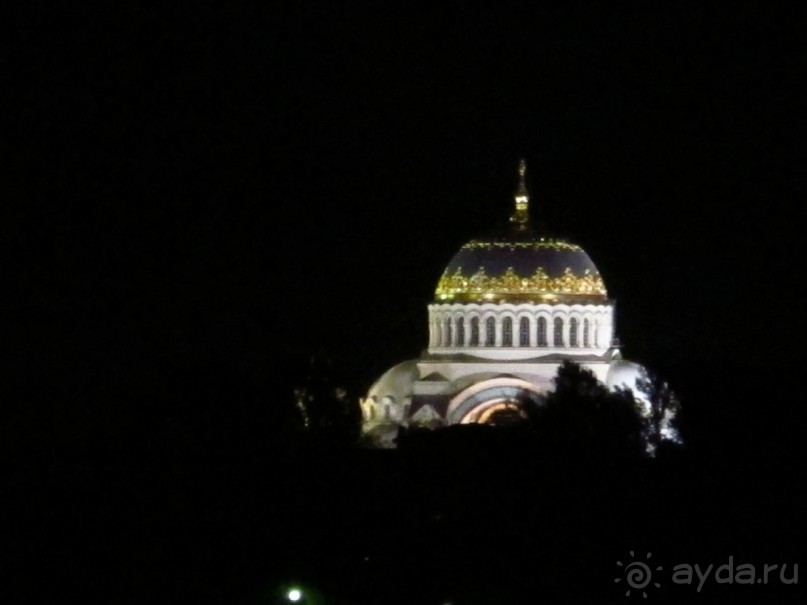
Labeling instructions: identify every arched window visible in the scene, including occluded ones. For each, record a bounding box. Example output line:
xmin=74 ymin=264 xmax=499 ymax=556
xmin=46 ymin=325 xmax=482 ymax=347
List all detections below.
xmin=592 ymin=319 xmax=598 ymax=348
xmin=554 ymin=317 xmax=564 ymax=347
xmin=456 ymin=317 xmax=465 ymax=347
xmin=445 ymin=317 xmax=453 ymax=347
xmin=485 ymin=317 xmax=496 ymax=346
xmin=502 ymin=317 xmax=513 ymax=347
xmin=569 ymin=317 xmax=579 ymax=347
xmin=519 ymin=317 xmax=530 ymax=347
xmin=583 ymin=318 xmax=590 ymax=348
xmin=470 ymin=317 xmax=480 ymax=346
xmin=537 ymin=316 xmax=548 ymax=347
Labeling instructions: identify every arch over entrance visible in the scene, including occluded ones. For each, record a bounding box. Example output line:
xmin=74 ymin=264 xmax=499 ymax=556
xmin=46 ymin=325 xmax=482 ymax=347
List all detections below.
xmin=446 ymin=377 xmax=546 ymax=425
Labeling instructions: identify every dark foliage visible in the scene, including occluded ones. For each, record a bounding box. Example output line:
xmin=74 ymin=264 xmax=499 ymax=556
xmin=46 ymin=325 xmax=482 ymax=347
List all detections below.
xmin=524 ymin=360 xmax=646 ymax=458
xmin=397 ymin=361 xmax=649 ymax=462
xmin=636 ymin=366 xmax=682 ymax=454
xmin=293 ymin=351 xmax=362 ymax=446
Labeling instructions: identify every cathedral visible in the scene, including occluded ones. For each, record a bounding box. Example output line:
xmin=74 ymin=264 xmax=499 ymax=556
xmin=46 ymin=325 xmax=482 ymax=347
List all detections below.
xmin=360 ymin=161 xmax=669 ymax=448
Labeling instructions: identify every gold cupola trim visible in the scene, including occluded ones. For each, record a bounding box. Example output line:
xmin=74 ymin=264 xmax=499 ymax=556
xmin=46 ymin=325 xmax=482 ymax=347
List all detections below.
xmin=435 ymin=264 xmax=607 ymax=303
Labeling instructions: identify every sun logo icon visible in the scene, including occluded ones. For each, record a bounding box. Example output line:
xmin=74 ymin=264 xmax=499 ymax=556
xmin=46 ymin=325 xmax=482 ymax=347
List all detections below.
xmin=615 ymin=551 xmax=662 ymax=598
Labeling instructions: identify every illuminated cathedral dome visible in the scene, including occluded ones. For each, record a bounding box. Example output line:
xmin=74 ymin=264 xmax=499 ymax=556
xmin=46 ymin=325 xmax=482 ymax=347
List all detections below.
xmin=360 ymin=158 xmax=687 ymax=449
xmin=435 ymin=235 xmax=607 ymax=304
xmin=360 ymin=158 xmax=681 ymax=451
xmin=436 ymin=160 xmax=606 ymax=304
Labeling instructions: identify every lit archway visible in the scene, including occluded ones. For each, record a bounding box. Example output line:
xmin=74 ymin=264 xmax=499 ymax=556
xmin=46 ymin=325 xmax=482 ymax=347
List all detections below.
xmin=446 ymin=377 xmax=546 ymax=425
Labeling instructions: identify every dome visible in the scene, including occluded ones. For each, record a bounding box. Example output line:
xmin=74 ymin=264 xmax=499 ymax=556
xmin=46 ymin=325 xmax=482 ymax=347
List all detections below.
xmin=435 ymin=234 xmax=606 ymax=303
xmin=434 ymin=160 xmax=607 ymax=304
xmin=434 ymin=160 xmax=608 ymax=304
xmin=366 ymin=359 xmax=419 ymax=402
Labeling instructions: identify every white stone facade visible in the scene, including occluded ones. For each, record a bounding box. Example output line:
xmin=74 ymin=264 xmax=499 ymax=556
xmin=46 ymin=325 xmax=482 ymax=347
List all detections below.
xmin=360 ymin=301 xmax=624 ymax=448
xmin=427 ymin=302 xmax=614 ymax=356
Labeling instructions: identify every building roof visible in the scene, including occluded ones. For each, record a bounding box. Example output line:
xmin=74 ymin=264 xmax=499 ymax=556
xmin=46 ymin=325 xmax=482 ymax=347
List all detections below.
xmin=434 ymin=160 xmax=607 ymax=304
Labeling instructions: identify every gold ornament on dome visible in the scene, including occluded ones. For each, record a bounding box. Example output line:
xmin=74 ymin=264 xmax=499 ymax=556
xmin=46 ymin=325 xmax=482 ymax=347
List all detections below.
xmin=435 ymin=265 xmax=607 ymax=302
xmin=459 ymin=240 xmax=584 ymax=252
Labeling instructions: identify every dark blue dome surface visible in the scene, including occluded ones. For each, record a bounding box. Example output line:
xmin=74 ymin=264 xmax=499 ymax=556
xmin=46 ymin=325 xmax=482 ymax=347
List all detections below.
xmin=443 ymin=239 xmax=600 ymax=279
xmin=435 ymin=234 xmax=607 ymax=303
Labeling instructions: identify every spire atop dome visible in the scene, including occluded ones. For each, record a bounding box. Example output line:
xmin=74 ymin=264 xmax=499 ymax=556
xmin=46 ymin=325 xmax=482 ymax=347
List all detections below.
xmin=510 ymin=158 xmax=530 ymax=230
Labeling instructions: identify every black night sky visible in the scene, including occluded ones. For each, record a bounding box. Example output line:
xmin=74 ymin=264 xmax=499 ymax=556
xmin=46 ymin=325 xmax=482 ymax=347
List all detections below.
xmin=9 ymin=3 xmax=807 ymax=604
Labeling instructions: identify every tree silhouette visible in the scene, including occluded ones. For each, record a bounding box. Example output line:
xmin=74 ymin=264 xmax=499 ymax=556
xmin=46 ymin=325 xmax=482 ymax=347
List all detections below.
xmin=293 ymin=350 xmax=361 ymax=445
xmin=635 ymin=367 xmax=683 ymax=455
xmin=529 ymin=360 xmax=646 ymax=458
